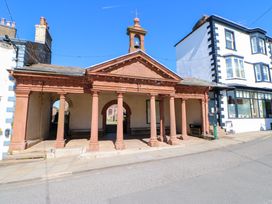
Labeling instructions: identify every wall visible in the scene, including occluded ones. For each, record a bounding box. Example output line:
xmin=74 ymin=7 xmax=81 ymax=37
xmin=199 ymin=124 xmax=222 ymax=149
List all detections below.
xmin=176 ymin=22 xmax=212 ymax=81
xmin=26 ymin=92 xmax=51 ymax=142
xmin=215 ymin=22 xmax=272 ymax=89
xmin=0 ymin=42 xmax=16 ymax=159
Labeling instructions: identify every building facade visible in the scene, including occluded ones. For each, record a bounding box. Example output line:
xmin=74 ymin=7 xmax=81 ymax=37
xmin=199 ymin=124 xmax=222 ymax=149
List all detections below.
xmin=175 ymin=15 xmax=272 ymax=133
xmin=0 ymin=17 xmax=52 ymax=159
xmin=8 ymin=18 xmax=211 ymax=153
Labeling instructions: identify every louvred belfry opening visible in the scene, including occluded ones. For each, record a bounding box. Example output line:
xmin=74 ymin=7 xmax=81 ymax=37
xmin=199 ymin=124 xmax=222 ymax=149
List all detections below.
xmin=127 ymin=18 xmax=147 ymax=53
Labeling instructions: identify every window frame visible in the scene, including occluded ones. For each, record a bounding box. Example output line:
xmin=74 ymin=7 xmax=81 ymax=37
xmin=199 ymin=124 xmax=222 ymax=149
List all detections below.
xmin=227 ymin=90 xmax=272 ymax=119
xmin=225 ymin=29 xmax=236 ymax=50
xmin=253 ymin=63 xmax=271 ymax=82
xmin=250 ymin=36 xmax=267 ymax=55
xmin=225 ymin=56 xmax=245 ymax=80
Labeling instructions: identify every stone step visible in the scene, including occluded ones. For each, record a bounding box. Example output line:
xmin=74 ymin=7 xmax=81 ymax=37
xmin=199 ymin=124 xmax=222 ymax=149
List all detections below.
xmin=5 ymin=151 xmax=46 ymax=160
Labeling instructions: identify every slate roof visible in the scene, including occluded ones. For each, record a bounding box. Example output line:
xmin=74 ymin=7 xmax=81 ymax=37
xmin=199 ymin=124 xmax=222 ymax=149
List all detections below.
xmin=15 ymin=63 xmax=85 ymax=76
xmin=179 ymin=77 xmax=228 ymax=88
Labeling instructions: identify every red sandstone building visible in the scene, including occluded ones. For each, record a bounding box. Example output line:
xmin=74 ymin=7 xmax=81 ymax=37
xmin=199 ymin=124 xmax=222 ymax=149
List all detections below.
xmin=9 ymin=18 xmax=212 ymax=152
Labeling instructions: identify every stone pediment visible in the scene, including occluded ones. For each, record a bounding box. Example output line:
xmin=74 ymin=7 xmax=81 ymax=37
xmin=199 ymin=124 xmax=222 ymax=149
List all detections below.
xmin=87 ymin=50 xmax=181 ymax=81
xmin=110 ymin=60 xmax=163 ymax=79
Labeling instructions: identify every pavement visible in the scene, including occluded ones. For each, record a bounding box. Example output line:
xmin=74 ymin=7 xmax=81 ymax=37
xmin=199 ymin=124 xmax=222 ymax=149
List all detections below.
xmin=0 ymin=131 xmax=271 ymax=185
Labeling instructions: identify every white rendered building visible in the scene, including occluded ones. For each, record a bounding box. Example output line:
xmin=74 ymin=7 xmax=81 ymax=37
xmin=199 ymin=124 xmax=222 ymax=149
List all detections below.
xmin=0 ymin=17 xmax=52 ymax=159
xmin=175 ymin=15 xmax=272 ymax=133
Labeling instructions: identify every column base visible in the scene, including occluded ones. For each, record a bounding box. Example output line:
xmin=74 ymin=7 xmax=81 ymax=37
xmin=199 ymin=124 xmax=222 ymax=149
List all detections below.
xmin=148 ymin=139 xmax=159 ymax=147
xmin=168 ymin=137 xmax=179 ymax=145
xmin=9 ymin=141 xmax=27 ymax=152
xmin=55 ymin=140 xmax=65 ymax=148
xmin=89 ymin=142 xmax=99 ymax=151
xmin=115 ymin=141 xmax=125 ymax=150
xmin=158 ymin=136 xmax=168 ymax=143
xmin=181 ymin=135 xmax=190 ymax=140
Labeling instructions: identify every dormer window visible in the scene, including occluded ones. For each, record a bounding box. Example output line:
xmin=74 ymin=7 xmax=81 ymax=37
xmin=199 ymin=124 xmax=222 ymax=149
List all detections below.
xmin=225 ymin=29 xmax=236 ymax=50
xmin=251 ymin=36 xmax=266 ymax=54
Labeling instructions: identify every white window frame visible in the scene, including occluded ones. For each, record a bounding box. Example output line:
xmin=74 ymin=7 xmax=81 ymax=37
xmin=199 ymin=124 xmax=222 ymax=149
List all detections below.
xmin=251 ymin=36 xmax=266 ymax=54
xmin=225 ymin=57 xmax=245 ymax=79
xmin=254 ymin=63 xmax=271 ymax=82
xmin=225 ymin=30 xmax=235 ymax=50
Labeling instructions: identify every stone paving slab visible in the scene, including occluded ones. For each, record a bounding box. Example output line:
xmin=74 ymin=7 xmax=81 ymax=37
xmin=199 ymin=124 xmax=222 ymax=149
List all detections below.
xmin=0 ymin=131 xmax=271 ymax=185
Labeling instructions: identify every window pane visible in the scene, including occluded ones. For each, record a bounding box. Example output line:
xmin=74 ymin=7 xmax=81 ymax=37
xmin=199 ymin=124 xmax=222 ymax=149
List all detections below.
xmin=251 ymin=37 xmax=258 ymax=53
xmin=226 ymin=31 xmax=234 ymax=49
xmin=227 ymin=91 xmax=236 ymax=118
xmin=265 ymin=100 xmax=272 ymax=118
xmin=234 ymin=58 xmax=240 ymax=78
xmin=262 ymin=65 xmax=270 ymax=81
xmin=250 ymin=99 xmax=259 ymax=118
xmin=226 ymin=58 xmax=233 ymax=78
xmin=239 ymin=59 xmax=245 ymax=78
xmin=254 ymin=64 xmax=262 ymax=81
xmin=258 ymin=38 xmax=265 ymax=54
xmin=259 ymin=100 xmax=265 ymax=117
xmin=237 ymin=98 xmax=251 ymax=118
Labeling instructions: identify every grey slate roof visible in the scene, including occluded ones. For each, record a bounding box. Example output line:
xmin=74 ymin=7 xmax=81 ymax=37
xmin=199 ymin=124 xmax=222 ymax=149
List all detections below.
xmin=16 ymin=63 xmax=85 ymax=76
xmin=179 ymin=77 xmax=228 ymax=88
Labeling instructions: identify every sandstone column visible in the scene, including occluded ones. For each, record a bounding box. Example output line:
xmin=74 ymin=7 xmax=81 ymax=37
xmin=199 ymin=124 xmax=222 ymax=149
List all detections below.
xmin=201 ymin=99 xmax=206 ymax=135
xmin=168 ymin=95 xmax=179 ymax=145
xmin=148 ymin=94 xmax=159 ymax=147
xmin=115 ymin=92 xmax=125 ymax=150
xmin=205 ymin=94 xmax=210 ymax=135
xmin=181 ymin=98 xmax=189 ymax=140
xmin=9 ymin=90 xmax=30 ymax=151
xmin=159 ymin=97 xmax=166 ymax=142
xmin=89 ymin=91 xmax=99 ymax=151
xmin=55 ymin=93 xmax=66 ymax=148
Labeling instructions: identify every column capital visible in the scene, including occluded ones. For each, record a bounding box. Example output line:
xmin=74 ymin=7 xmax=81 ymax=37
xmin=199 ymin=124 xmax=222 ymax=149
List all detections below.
xmin=91 ymin=90 xmax=100 ymax=96
xmin=116 ymin=91 xmax=125 ymax=96
xmin=149 ymin=93 xmax=158 ymax=97
xmin=181 ymin=98 xmax=188 ymax=102
xmin=15 ymin=90 xmax=31 ymax=97
xmin=169 ymin=94 xmax=175 ymax=98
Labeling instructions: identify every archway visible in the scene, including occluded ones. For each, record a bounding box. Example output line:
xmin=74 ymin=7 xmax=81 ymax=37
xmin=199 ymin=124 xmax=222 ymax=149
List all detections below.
xmin=101 ymin=100 xmax=131 ymax=139
xmin=49 ymin=99 xmax=70 ymax=140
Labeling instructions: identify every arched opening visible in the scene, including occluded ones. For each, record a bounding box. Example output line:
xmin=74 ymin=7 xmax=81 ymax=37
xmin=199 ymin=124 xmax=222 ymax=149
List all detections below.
xmin=134 ymin=35 xmax=141 ymax=49
xmin=49 ymin=99 xmax=70 ymax=140
xmin=102 ymin=100 xmax=131 ymax=140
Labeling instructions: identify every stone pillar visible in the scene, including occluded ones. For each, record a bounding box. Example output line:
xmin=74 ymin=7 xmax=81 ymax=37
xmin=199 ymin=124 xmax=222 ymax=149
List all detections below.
xmin=201 ymin=99 xmax=206 ymax=135
xmin=148 ymin=94 xmax=159 ymax=147
xmin=205 ymin=94 xmax=210 ymax=135
xmin=169 ymin=95 xmax=178 ymax=145
xmin=181 ymin=98 xmax=189 ymax=140
xmin=115 ymin=92 xmax=125 ymax=150
xmin=9 ymin=91 xmax=30 ymax=151
xmin=159 ymin=97 xmax=166 ymax=142
xmin=55 ymin=94 xmax=66 ymax=148
xmin=89 ymin=91 xmax=99 ymax=151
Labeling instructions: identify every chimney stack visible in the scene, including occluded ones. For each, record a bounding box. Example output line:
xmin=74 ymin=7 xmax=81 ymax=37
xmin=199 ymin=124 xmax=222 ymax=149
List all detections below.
xmin=0 ymin=17 xmax=17 ymax=38
xmin=35 ymin=17 xmax=52 ymax=50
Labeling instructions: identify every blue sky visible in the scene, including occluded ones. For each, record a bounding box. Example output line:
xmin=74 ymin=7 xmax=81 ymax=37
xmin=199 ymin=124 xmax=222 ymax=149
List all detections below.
xmin=1 ymin=0 xmax=272 ymax=71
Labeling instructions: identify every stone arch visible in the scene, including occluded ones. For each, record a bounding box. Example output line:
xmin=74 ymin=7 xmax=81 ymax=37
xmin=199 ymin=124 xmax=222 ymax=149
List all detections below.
xmin=101 ymin=100 xmax=131 ymax=135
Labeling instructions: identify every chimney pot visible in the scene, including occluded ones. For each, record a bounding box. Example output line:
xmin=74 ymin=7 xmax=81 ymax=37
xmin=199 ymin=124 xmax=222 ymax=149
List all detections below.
xmin=6 ymin=21 xmax=11 ymax=27
xmin=11 ymin=22 xmax=16 ymax=28
xmin=1 ymin=18 xmax=5 ymax=25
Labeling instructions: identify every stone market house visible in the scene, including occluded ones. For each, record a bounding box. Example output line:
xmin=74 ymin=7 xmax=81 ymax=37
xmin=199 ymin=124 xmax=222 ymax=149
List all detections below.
xmin=9 ymin=18 xmax=211 ymax=152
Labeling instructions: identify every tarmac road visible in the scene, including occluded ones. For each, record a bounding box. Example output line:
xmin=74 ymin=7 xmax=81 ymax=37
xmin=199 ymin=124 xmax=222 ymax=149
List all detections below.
xmin=1 ymin=136 xmax=272 ymax=204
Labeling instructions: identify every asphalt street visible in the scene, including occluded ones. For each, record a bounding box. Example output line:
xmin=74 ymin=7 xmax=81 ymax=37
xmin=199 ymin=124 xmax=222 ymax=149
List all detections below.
xmin=1 ymin=136 xmax=272 ymax=204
